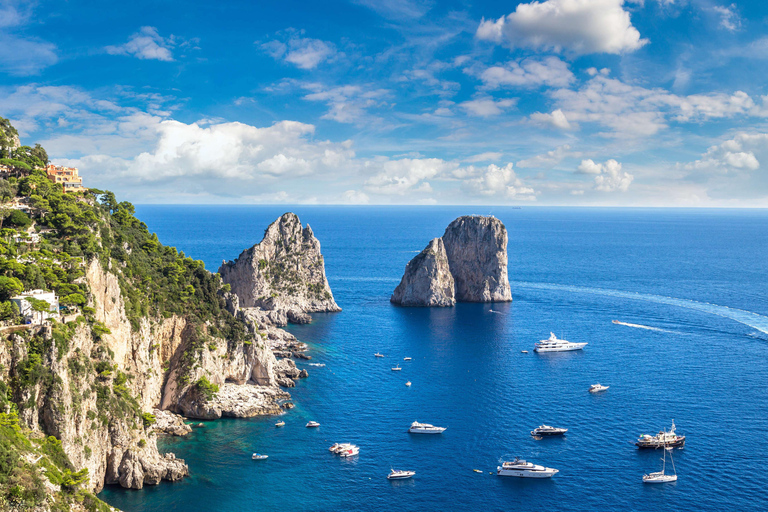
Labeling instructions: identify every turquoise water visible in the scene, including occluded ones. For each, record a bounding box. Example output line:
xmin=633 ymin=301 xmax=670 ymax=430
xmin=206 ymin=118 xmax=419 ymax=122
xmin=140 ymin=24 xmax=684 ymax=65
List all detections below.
xmin=101 ymin=207 xmax=768 ymax=511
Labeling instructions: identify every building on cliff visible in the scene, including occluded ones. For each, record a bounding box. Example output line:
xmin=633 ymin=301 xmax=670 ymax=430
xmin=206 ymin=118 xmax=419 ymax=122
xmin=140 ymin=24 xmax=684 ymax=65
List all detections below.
xmin=11 ymin=289 xmax=60 ymax=324
xmin=46 ymin=163 xmax=87 ymax=193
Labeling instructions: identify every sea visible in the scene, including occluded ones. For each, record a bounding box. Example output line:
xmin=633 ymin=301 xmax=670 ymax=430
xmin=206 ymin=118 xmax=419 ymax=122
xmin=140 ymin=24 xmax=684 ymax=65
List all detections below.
xmin=100 ymin=206 xmax=768 ymax=512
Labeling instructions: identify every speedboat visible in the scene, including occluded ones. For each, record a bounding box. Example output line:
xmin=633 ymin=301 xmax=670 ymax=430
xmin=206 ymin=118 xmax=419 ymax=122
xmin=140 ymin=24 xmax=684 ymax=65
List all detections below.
xmin=339 ymin=445 xmax=359 ymax=458
xmin=521 ymin=350 xmax=528 ymax=353
xmin=405 ymin=381 xmax=411 ymax=387
xmin=534 ymin=332 xmax=587 ymax=353
xmin=531 ymin=425 xmax=568 ymax=437
xmin=251 ymin=453 xmax=268 ymax=460
xmin=408 ymin=421 xmax=446 ymax=434
xmin=589 ymin=383 xmax=609 ymax=393
xmin=387 ymin=469 xmax=415 ymax=480
xmin=497 ymin=457 xmax=558 ymax=478
xmin=375 ymin=353 xmax=384 ymax=357
xmin=403 ymin=357 xmax=412 ymax=361
xmin=275 ymin=421 xmax=285 ymax=427
xmin=636 ymin=420 xmax=685 ymax=449
xmin=306 ymin=421 xmax=320 ymax=428
xmin=391 ymin=365 xmax=402 ymax=371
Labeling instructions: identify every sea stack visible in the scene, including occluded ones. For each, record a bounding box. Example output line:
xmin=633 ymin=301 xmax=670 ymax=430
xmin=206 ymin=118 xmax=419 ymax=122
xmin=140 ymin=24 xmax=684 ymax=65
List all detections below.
xmin=219 ymin=213 xmax=341 ymax=322
xmin=391 ymin=215 xmax=512 ymax=306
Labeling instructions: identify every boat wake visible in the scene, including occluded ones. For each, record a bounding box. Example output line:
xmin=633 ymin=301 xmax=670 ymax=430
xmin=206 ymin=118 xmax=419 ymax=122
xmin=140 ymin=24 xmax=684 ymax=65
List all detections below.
xmin=514 ymin=282 xmax=768 ymax=335
xmin=308 ymin=363 xmax=326 ymax=367
xmin=611 ymin=320 xmax=674 ymax=334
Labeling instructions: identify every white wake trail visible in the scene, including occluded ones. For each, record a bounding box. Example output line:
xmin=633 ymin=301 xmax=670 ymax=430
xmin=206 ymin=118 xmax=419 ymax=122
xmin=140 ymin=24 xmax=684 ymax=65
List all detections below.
xmin=611 ymin=320 xmax=673 ymax=333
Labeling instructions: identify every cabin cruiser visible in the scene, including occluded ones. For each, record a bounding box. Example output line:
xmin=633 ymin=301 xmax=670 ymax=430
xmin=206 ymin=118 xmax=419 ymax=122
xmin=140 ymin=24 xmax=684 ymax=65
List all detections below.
xmin=497 ymin=457 xmax=558 ymax=478
xmin=408 ymin=421 xmax=447 ymax=434
xmin=387 ymin=469 xmax=415 ymax=480
xmin=636 ymin=421 xmax=685 ymax=449
xmin=306 ymin=421 xmax=320 ymax=428
xmin=534 ymin=333 xmax=587 ymax=353
xmin=251 ymin=453 xmax=268 ymax=460
xmin=531 ymin=425 xmax=568 ymax=437
xmin=275 ymin=421 xmax=285 ymax=427
xmin=589 ymin=383 xmax=609 ymax=393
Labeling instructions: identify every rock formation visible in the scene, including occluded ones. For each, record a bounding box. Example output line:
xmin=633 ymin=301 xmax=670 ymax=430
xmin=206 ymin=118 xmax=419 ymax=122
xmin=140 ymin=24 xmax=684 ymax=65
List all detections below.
xmin=219 ymin=213 xmax=341 ymax=324
xmin=391 ymin=215 xmax=512 ymax=306
xmin=390 ymin=238 xmax=455 ymax=307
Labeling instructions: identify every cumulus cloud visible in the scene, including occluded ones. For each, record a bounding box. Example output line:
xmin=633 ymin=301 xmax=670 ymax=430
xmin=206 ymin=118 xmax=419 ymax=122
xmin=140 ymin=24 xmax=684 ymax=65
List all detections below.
xmin=364 ymin=158 xmax=454 ymax=195
xmin=577 ymin=158 xmax=633 ymax=191
xmin=529 ymin=109 xmax=573 ymax=130
xmin=106 ymin=27 xmax=175 ymax=61
xmin=476 ymin=0 xmax=648 ymax=55
xmin=474 ymin=56 xmax=574 ymax=89
xmin=683 ymin=133 xmax=766 ymax=174
xmin=260 ymin=31 xmax=337 ymax=69
xmin=462 ymin=163 xmax=537 ymax=199
xmin=459 ymin=96 xmax=516 ymax=117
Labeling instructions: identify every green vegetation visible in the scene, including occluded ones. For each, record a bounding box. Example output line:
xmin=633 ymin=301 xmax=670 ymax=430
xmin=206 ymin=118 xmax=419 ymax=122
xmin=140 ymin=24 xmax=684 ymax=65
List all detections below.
xmin=195 ymin=376 xmax=219 ymax=400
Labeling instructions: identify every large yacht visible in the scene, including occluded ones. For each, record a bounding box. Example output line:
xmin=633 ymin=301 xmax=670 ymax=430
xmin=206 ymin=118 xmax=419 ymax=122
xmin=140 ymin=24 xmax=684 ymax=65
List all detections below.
xmin=531 ymin=425 xmax=568 ymax=437
xmin=497 ymin=457 xmax=559 ymax=478
xmin=534 ymin=333 xmax=587 ymax=353
xmin=408 ymin=421 xmax=447 ymax=434
xmin=636 ymin=420 xmax=685 ymax=449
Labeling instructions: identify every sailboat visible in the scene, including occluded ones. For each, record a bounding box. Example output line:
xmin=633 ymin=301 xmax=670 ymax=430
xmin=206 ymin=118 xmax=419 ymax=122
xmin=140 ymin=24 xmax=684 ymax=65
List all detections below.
xmin=643 ymin=432 xmax=678 ymax=483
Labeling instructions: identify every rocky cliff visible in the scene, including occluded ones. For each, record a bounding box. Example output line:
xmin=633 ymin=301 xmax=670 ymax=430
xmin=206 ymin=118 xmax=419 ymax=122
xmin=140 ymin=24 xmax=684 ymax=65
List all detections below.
xmin=219 ymin=213 xmax=341 ymax=324
xmin=390 ymin=238 xmax=455 ymax=307
xmin=391 ymin=215 xmax=512 ymax=306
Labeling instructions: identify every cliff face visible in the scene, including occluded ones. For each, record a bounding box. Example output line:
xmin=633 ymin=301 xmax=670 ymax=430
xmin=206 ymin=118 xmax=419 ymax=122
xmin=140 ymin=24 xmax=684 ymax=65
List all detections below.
xmin=442 ymin=216 xmax=512 ymax=303
xmin=391 ymin=215 xmax=512 ymax=306
xmin=390 ymin=238 xmax=455 ymax=307
xmin=219 ymin=213 xmax=341 ymax=322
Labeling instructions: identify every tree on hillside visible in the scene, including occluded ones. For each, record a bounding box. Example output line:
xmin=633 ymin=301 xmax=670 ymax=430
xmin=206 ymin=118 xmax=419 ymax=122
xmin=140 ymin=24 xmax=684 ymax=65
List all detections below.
xmin=30 ymin=144 xmax=48 ymax=165
xmin=0 ymin=117 xmax=19 ymax=159
xmin=0 ymin=276 xmax=23 ymax=300
xmin=28 ymin=298 xmax=51 ymax=324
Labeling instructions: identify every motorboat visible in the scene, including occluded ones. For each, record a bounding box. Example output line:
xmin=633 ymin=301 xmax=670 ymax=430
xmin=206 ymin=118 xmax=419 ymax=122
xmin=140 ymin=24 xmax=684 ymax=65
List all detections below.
xmin=339 ymin=445 xmax=360 ymax=458
xmin=391 ymin=365 xmax=402 ymax=371
xmin=306 ymin=421 xmax=320 ymax=428
xmin=251 ymin=453 xmax=268 ymax=460
xmin=497 ymin=457 xmax=558 ymax=478
xmin=405 ymin=381 xmax=411 ymax=387
xmin=375 ymin=353 xmax=384 ymax=357
xmin=408 ymin=421 xmax=446 ymax=434
xmin=636 ymin=420 xmax=685 ymax=449
xmin=531 ymin=425 xmax=568 ymax=437
xmin=473 ymin=469 xmax=482 ymax=473
xmin=403 ymin=357 xmax=412 ymax=361
xmin=521 ymin=350 xmax=528 ymax=354
xmin=275 ymin=421 xmax=285 ymax=427
xmin=589 ymin=383 xmax=609 ymax=393
xmin=387 ymin=469 xmax=415 ymax=480
xmin=329 ymin=443 xmax=341 ymax=452
xmin=534 ymin=332 xmax=587 ymax=353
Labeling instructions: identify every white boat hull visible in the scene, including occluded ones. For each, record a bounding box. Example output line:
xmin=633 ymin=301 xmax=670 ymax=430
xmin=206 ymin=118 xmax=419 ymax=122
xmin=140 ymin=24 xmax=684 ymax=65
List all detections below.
xmin=534 ymin=343 xmax=588 ymax=353
xmin=497 ymin=467 xmax=558 ymax=478
xmin=408 ymin=428 xmax=446 ymax=434
xmin=643 ymin=474 xmax=677 ymax=483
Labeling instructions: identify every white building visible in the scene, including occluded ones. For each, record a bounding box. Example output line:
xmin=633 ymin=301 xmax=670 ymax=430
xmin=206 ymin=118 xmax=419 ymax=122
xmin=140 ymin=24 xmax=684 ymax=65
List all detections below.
xmin=11 ymin=290 xmax=59 ymax=324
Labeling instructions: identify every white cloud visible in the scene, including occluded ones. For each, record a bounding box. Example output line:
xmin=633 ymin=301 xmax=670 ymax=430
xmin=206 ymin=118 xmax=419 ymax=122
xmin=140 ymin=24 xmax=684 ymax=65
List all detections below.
xmin=462 ymin=163 xmax=537 ymax=199
xmin=476 ymin=0 xmax=648 ymax=55
xmin=340 ymin=190 xmax=370 ymax=204
xmin=712 ymin=4 xmax=741 ymax=31
xmin=105 ymin=27 xmax=175 ymax=61
xmin=364 ymin=158 xmax=455 ymax=195
xmin=577 ymin=158 xmax=634 ymax=191
xmin=475 ymin=57 xmax=574 ymax=89
xmin=352 ymin=0 xmax=433 ymax=21
xmin=683 ymin=133 xmax=766 ymax=174
xmin=529 ymin=109 xmax=573 ymax=130
xmin=0 ymin=2 xmax=57 ymax=75
xmin=518 ymin=144 xmax=574 ymax=168
xmin=458 ymin=96 xmax=516 ymax=117
xmin=260 ymin=32 xmax=337 ymax=69
xmin=301 ymin=83 xmax=390 ymax=124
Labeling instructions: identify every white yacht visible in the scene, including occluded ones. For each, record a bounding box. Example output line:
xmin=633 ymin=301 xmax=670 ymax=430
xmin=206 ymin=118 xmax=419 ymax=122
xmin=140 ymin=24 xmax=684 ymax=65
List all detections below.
xmin=375 ymin=353 xmax=384 ymax=357
xmin=408 ymin=421 xmax=447 ymax=434
xmin=403 ymin=357 xmax=412 ymax=361
xmin=405 ymin=381 xmax=411 ymax=387
xmin=534 ymin=332 xmax=587 ymax=353
xmin=497 ymin=457 xmax=558 ymax=478
xmin=589 ymin=383 xmax=609 ymax=393
xmin=306 ymin=421 xmax=320 ymax=428
xmin=251 ymin=453 xmax=268 ymax=460
xmin=531 ymin=425 xmax=568 ymax=437
xmin=387 ymin=469 xmax=415 ymax=480
xmin=275 ymin=421 xmax=285 ymax=427
xmin=643 ymin=443 xmax=678 ymax=483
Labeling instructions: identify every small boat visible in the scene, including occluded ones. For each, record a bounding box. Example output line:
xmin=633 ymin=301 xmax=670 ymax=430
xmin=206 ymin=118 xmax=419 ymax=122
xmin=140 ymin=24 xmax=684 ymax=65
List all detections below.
xmin=497 ymin=457 xmax=558 ymax=478
xmin=275 ymin=421 xmax=285 ymax=427
xmin=521 ymin=350 xmax=528 ymax=353
xmin=387 ymin=469 xmax=415 ymax=480
xmin=531 ymin=425 xmax=568 ymax=437
xmin=251 ymin=453 xmax=268 ymax=460
xmin=589 ymin=383 xmax=609 ymax=393
xmin=473 ymin=469 xmax=483 ymax=473
xmin=534 ymin=332 xmax=587 ymax=353
xmin=391 ymin=365 xmax=402 ymax=371
xmin=403 ymin=357 xmax=412 ymax=361
xmin=405 ymin=381 xmax=411 ymax=387
xmin=329 ymin=443 xmax=340 ymax=452
xmin=643 ymin=438 xmax=678 ymax=483
xmin=306 ymin=421 xmax=320 ymax=428
xmin=408 ymin=421 xmax=447 ymax=434
xmin=375 ymin=353 xmax=384 ymax=357
xmin=339 ymin=445 xmax=359 ymax=458
xmin=636 ymin=420 xmax=685 ymax=449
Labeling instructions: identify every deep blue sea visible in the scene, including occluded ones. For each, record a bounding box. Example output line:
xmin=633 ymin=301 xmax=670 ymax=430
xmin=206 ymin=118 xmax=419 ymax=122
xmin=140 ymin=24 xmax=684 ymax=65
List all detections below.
xmin=100 ymin=206 xmax=768 ymax=512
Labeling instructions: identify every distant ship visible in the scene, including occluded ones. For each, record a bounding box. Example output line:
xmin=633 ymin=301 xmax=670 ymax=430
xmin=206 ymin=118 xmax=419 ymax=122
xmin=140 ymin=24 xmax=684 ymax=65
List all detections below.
xmin=534 ymin=333 xmax=587 ymax=353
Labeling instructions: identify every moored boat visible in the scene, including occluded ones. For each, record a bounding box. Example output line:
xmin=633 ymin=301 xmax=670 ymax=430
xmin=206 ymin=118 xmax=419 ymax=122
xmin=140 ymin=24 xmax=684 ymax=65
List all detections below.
xmin=251 ymin=453 xmax=268 ymax=460
xmin=643 ymin=435 xmax=678 ymax=483
xmin=497 ymin=457 xmax=558 ymax=478
xmin=391 ymin=365 xmax=402 ymax=371
xmin=531 ymin=424 xmax=568 ymax=436
xmin=408 ymin=421 xmax=446 ymax=434
xmin=589 ymin=383 xmax=609 ymax=393
xmin=375 ymin=353 xmax=384 ymax=357
xmin=306 ymin=421 xmax=320 ymax=428
xmin=387 ymin=469 xmax=415 ymax=480
xmin=534 ymin=332 xmax=587 ymax=353
xmin=403 ymin=357 xmax=412 ymax=361
xmin=636 ymin=420 xmax=685 ymax=449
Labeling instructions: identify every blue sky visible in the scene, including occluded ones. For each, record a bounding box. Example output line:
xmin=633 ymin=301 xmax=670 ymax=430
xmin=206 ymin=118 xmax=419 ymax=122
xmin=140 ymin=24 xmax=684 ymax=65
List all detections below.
xmin=1 ymin=0 xmax=767 ymax=206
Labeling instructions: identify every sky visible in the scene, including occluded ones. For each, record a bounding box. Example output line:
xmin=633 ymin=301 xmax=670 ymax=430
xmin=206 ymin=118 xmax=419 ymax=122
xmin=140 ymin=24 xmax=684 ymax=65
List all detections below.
xmin=1 ymin=0 xmax=767 ymax=206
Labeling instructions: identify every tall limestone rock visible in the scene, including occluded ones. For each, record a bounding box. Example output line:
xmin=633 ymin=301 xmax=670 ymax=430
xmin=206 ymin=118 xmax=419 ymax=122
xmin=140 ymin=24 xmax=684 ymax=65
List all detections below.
xmin=219 ymin=213 xmax=341 ymax=323
xmin=391 ymin=238 xmax=455 ymax=307
xmin=391 ymin=215 xmax=513 ymax=306
xmin=442 ymin=215 xmax=512 ymax=302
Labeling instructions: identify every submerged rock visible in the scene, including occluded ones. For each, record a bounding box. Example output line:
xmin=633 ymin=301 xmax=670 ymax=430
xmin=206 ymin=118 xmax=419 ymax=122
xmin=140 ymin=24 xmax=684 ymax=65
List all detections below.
xmin=392 ymin=215 xmax=512 ymax=306
xmin=390 ymin=238 xmax=455 ymax=307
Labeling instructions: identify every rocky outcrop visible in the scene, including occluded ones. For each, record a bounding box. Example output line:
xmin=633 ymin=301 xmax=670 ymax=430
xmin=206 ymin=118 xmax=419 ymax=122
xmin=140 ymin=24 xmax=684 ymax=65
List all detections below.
xmin=176 ymin=383 xmax=289 ymax=419
xmin=219 ymin=213 xmax=341 ymax=324
xmin=151 ymin=409 xmax=192 ymax=436
xmin=391 ymin=238 xmax=455 ymax=307
xmin=392 ymin=215 xmax=512 ymax=306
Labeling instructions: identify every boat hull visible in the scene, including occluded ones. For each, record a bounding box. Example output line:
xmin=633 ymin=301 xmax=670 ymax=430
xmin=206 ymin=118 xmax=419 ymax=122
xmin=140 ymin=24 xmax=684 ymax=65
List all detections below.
xmin=408 ymin=428 xmax=446 ymax=434
xmin=534 ymin=343 xmax=587 ymax=353
xmin=531 ymin=430 xmax=566 ymax=436
xmin=643 ymin=475 xmax=677 ymax=483
xmin=636 ymin=437 xmax=685 ymax=449
xmin=497 ymin=468 xmax=558 ymax=478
